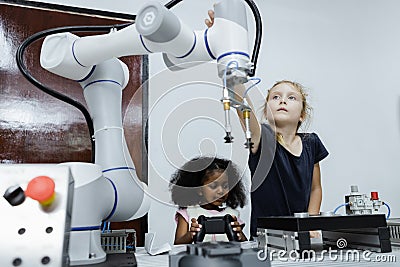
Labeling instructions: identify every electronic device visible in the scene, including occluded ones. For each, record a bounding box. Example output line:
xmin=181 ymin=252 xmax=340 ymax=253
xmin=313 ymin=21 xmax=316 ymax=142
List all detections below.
xmin=194 ymin=214 xmax=239 ymax=243
xmin=345 ymin=185 xmax=385 ymax=215
xmin=257 ymin=213 xmax=392 ymax=258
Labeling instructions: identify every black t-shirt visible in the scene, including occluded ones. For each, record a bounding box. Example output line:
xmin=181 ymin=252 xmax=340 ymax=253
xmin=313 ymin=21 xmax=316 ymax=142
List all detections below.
xmin=248 ymin=124 xmax=329 ymax=236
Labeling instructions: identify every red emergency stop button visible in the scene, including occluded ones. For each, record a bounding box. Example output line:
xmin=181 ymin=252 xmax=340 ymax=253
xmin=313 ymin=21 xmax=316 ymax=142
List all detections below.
xmin=371 ymin=191 xmax=379 ymax=200
xmin=25 ymin=176 xmax=55 ymax=206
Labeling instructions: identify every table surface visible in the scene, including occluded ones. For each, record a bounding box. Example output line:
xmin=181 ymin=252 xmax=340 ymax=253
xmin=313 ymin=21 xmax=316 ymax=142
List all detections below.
xmin=134 ymin=245 xmax=400 ymax=267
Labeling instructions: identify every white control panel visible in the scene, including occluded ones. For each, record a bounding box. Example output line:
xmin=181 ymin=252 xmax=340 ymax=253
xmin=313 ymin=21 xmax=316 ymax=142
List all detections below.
xmin=0 ymin=164 xmax=73 ymax=267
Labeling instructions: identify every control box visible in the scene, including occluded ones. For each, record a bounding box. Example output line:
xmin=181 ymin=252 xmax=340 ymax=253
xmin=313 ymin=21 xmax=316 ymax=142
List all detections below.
xmin=0 ymin=164 xmax=74 ymax=267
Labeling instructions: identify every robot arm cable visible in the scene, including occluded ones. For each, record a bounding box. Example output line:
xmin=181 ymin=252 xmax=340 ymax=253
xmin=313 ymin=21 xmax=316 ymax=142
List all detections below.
xmin=243 ymin=77 xmax=261 ymax=98
xmin=223 ymin=60 xmax=240 ymax=89
xmin=164 ymin=0 xmax=183 ymax=9
xmin=244 ymin=0 xmax=262 ymax=77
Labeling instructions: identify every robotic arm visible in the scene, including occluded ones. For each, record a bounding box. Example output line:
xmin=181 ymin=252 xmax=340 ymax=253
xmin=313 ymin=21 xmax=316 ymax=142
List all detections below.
xmin=40 ymin=1 xmax=251 ymax=81
xmin=36 ymin=0 xmax=257 ymax=265
xmin=40 ymin=0 xmax=254 ymax=145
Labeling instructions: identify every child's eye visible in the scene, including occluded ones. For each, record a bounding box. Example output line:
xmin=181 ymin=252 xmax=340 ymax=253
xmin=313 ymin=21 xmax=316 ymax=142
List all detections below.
xmin=272 ymin=95 xmax=280 ymax=100
xmin=222 ymin=184 xmax=229 ymax=190
xmin=288 ymin=96 xmax=296 ymax=100
xmin=208 ymin=183 xmax=217 ymax=189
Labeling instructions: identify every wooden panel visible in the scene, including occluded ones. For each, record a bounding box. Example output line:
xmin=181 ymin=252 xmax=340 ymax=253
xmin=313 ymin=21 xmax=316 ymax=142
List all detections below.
xmin=0 ymin=4 xmax=147 ymax=245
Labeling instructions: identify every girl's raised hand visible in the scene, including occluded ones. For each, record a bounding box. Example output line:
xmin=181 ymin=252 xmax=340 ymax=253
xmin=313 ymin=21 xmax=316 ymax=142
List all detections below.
xmin=205 ymin=10 xmax=215 ymax=28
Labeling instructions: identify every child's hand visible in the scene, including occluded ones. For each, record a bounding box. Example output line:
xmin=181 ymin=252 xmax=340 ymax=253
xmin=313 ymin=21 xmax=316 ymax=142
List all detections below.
xmin=205 ymin=10 xmax=215 ymax=28
xmin=189 ymin=218 xmax=202 ymax=239
xmin=230 ymin=215 xmax=247 ymax=241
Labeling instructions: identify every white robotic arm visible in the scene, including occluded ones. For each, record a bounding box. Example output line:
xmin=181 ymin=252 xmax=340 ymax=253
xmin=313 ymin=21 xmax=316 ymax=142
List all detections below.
xmin=40 ymin=0 xmax=251 ymax=82
xmin=38 ymin=0 xmax=253 ymax=265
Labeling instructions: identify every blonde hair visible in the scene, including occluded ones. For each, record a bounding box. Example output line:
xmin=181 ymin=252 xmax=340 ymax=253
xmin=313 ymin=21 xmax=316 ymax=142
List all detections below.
xmin=263 ymin=80 xmax=312 ymax=145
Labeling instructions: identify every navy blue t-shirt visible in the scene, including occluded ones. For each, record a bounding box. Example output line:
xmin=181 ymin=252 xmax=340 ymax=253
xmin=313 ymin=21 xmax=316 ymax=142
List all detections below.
xmin=248 ymin=124 xmax=329 ymax=236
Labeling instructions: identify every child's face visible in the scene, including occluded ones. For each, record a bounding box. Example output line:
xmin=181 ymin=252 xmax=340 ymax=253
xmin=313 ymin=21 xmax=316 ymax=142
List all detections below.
xmin=266 ymin=83 xmax=304 ymax=127
xmin=200 ymin=171 xmax=229 ymax=207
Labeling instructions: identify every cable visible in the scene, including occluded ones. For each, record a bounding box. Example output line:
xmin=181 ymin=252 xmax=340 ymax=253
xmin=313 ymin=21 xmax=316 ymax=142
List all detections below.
xmin=243 ymin=77 xmax=261 ymax=98
xmin=383 ymin=202 xmax=391 ymax=220
xmin=333 ymin=203 xmax=349 ymax=215
xmin=102 ymin=221 xmax=108 ymax=233
xmin=16 ymin=23 xmax=132 ymax=163
xmin=243 ymin=0 xmax=262 ymax=77
xmin=223 ymin=60 xmax=239 ymax=89
xmin=164 ymin=0 xmax=183 ymax=9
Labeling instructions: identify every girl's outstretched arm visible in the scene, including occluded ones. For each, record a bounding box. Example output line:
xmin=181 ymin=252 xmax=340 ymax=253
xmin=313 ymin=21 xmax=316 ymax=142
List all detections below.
xmin=308 ymin=163 xmax=322 ymax=215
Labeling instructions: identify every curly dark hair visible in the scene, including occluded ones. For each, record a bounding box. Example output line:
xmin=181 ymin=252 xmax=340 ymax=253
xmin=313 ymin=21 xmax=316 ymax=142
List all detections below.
xmin=169 ymin=156 xmax=247 ymax=209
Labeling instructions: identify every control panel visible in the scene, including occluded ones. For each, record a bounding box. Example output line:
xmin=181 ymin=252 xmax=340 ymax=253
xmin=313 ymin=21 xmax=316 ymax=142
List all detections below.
xmin=0 ymin=164 xmax=74 ymax=267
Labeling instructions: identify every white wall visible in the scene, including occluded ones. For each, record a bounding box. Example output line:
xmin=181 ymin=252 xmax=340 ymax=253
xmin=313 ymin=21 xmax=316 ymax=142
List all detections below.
xmin=34 ymin=0 xmax=400 ymax=246
xmin=256 ymin=0 xmax=400 ymax=219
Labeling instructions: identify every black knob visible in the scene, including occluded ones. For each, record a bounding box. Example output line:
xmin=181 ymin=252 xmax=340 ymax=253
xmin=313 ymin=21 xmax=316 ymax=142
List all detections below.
xmin=244 ymin=139 xmax=254 ymax=150
xmin=224 ymin=132 xmax=234 ymax=143
xmin=3 ymin=185 xmax=26 ymax=206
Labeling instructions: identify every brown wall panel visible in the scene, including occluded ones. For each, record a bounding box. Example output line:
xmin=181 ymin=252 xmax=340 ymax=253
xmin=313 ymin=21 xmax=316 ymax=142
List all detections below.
xmin=0 ymin=4 xmax=143 ymax=166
